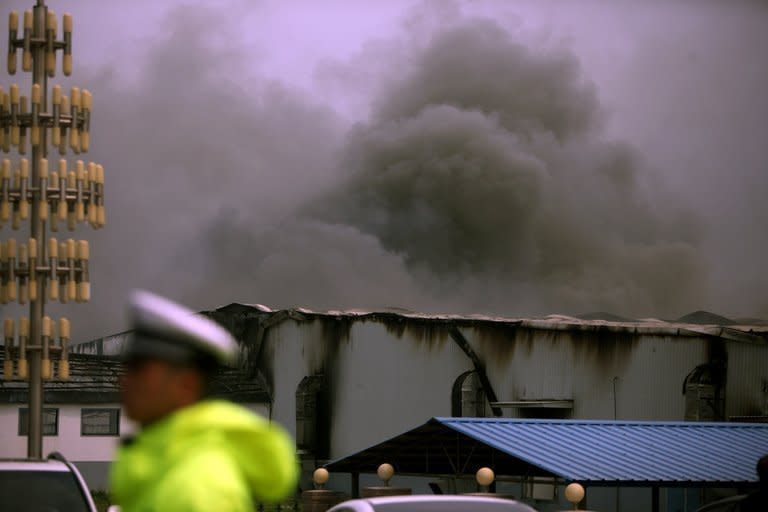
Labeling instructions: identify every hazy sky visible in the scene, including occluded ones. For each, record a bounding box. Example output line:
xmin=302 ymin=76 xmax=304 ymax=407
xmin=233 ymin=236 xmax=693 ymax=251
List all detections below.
xmin=2 ymin=0 xmax=767 ymax=341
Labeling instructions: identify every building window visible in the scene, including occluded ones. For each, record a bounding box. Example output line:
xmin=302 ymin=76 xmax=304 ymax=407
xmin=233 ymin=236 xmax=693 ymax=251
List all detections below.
xmin=295 ymin=375 xmax=330 ymax=459
xmin=81 ymin=408 xmax=120 ymax=436
xmin=452 ymin=370 xmax=487 ymax=417
xmin=18 ymin=408 xmax=59 ymax=436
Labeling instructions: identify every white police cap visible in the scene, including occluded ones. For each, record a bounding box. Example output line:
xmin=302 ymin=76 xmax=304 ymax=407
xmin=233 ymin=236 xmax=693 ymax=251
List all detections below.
xmin=125 ymin=290 xmax=237 ymax=367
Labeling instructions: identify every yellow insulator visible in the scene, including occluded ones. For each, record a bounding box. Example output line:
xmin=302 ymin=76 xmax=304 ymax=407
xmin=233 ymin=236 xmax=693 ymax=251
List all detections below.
xmin=10 ymin=85 xmax=20 ymax=146
xmin=42 ymin=316 xmax=51 ymax=337
xmin=48 ymin=237 xmax=58 ymax=258
xmin=17 ymin=359 xmax=28 ymax=380
xmin=8 ymin=11 xmax=18 ymax=32
xmin=7 ymin=12 xmax=18 ymax=73
xmin=21 ymin=11 xmax=32 ymax=72
xmin=49 ymin=279 xmax=59 ymax=301
xmin=28 ymin=237 xmax=37 ymax=302
xmin=46 ymin=12 xmax=57 ymax=77
xmin=58 ymin=96 xmax=68 ymax=155
xmin=3 ymin=318 xmax=13 ymax=337
xmin=42 ymin=359 xmax=52 ymax=380
xmin=31 ymin=85 xmax=41 ymax=146
xmin=0 ymin=159 xmax=10 ymax=221
xmin=66 ymin=238 xmax=75 ymax=259
xmin=77 ymin=240 xmax=89 ymax=260
xmin=39 ymin=159 xmax=49 ymax=221
xmin=7 ymin=286 xmax=16 ymax=305
xmin=2 ymin=360 xmax=12 ymax=380
xmin=18 ymin=96 xmax=27 ymax=155
xmin=48 ymin=238 xmax=59 ymax=301
xmin=58 ymin=360 xmax=69 ymax=380
xmin=59 ymin=317 xmax=70 ymax=338
xmin=78 ymin=282 xmax=90 ymax=303
xmin=69 ymin=88 xmax=80 ymax=152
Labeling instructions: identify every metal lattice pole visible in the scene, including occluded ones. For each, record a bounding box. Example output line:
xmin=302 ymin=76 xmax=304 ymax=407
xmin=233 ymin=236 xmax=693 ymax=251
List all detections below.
xmin=1 ymin=1 xmax=104 ymax=458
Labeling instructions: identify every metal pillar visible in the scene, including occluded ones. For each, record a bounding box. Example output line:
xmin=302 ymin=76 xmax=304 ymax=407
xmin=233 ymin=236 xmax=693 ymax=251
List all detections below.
xmin=351 ymin=472 xmax=359 ymax=498
xmin=27 ymin=0 xmax=47 ymax=460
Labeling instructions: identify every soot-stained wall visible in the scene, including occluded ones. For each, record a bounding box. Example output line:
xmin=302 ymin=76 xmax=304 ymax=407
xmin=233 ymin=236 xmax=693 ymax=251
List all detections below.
xmin=209 ymin=306 xmax=767 ymax=462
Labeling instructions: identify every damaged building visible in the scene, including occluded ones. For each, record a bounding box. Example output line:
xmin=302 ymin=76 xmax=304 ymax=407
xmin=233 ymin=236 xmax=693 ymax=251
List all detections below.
xmin=201 ymin=305 xmax=768 ymax=511
xmin=18 ymin=304 xmax=768 ymax=508
xmin=70 ymin=305 xmax=767 ymax=455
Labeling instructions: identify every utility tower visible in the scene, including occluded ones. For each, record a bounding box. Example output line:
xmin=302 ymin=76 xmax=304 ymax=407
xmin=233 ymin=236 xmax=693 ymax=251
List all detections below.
xmin=1 ymin=1 xmax=105 ymax=458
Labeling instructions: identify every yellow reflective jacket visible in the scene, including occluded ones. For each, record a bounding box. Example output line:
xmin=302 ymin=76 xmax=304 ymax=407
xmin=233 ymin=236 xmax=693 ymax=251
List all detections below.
xmin=110 ymin=400 xmax=298 ymax=512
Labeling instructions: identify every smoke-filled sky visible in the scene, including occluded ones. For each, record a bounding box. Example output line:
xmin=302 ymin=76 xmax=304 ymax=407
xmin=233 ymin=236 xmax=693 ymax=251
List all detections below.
xmin=2 ymin=0 xmax=767 ymax=340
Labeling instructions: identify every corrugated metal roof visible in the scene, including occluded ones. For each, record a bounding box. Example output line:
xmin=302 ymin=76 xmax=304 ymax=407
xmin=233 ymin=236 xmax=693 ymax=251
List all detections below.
xmin=437 ymin=417 xmax=768 ymax=484
xmin=0 ymin=352 xmax=270 ymax=404
xmin=325 ymin=417 xmax=768 ymax=485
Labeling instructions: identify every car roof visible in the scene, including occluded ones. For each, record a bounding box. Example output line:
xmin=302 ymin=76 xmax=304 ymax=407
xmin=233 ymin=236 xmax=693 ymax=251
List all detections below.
xmin=334 ymin=495 xmax=538 ymax=511
xmin=695 ymin=495 xmax=747 ymax=512
xmin=0 ymin=459 xmax=71 ymax=472
xmin=362 ymin=496 xmax=524 ymax=504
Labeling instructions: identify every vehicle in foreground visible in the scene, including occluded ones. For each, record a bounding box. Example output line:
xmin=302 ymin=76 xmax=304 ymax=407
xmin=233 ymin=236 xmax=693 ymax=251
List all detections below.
xmin=694 ymin=494 xmax=748 ymax=512
xmin=327 ymin=495 xmax=539 ymax=512
xmin=0 ymin=451 xmax=97 ymax=512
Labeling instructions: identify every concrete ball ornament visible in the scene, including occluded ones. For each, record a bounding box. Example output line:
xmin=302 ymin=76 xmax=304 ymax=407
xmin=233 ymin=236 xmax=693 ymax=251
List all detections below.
xmin=377 ymin=463 xmax=394 ymax=484
xmin=313 ymin=468 xmax=329 ymax=486
xmin=565 ymin=482 xmax=585 ymax=504
xmin=476 ymin=467 xmax=495 ymax=487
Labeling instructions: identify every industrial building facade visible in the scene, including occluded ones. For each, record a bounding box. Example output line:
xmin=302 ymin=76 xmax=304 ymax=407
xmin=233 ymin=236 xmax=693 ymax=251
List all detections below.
xmin=202 ymin=304 xmax=767 ymax=458
xmin=203 ymin=304 xmax=767 ymax=511
xmin=2 ymin=303 xmax=765 ymax=510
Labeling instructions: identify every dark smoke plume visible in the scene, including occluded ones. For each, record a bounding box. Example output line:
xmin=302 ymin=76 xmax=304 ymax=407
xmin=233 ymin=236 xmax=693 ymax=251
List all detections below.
xmin=308 ymin=18 xmax=705 ymax=317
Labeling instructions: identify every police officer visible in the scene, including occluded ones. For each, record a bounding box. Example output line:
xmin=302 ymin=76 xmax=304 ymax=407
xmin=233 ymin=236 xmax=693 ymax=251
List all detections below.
xmin=109 ymin=291 xmax=298 ymax=512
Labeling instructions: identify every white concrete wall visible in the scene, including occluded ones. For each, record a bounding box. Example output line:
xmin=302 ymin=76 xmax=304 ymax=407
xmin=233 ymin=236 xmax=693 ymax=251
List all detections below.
xmin=475 ymin=328 xmax=709 ymax=421
xmin=330 ymin=321 xmax=470 ymax=456
xmin=0 ymin=405 xmax=25 ymax=458
xmin=0 ymin=403 xmax=132 ymax=461
xmin=726 ymin=341 xmax=768 ymax=417
xmin=268 ymin=318 xmax=473 ymax=459
xmin=265 ymin=316 xmax=767 ymax=465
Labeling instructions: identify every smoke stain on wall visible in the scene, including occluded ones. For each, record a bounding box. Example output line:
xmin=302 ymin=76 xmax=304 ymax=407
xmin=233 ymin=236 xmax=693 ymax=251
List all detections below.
xmin=467 ymin=322 xmax=639 ymax=372
xmin=471 ymin=322 xmax=527 ymax=367
xmin=377 ymin=315 xmax=452 ymax=350
xmin=566 ymin=327 xmax=639 ymax=371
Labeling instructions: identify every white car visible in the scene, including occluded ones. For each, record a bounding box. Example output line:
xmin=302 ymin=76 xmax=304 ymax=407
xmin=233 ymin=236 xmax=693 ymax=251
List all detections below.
xmin=0 ymin=452 xmax=98 ymax=512
xmin=694 ymin=495 xmax=748 ymax=511
xmin=327 ymin=495 xmax=539 ymax=512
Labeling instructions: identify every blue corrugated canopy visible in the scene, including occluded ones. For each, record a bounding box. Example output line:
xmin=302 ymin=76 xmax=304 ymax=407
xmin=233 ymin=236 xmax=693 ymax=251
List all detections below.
xmin=324 ymin=418 xmax=768 ymax=486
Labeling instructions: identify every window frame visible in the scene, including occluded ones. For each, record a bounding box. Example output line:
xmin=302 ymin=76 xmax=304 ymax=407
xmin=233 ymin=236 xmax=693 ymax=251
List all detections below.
xmin=18 ymin=407 xmax=59 ymax=436
xmin=80 ymin=407 xmax=121 ymax=437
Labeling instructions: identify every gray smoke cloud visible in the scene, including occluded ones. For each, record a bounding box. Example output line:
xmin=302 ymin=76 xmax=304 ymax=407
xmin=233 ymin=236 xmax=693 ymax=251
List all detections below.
xmin=1 ymin=3 xmax=353 ymax=337
xmin=309 ymin=18 xmax=705 ymax=317
xmin=3 ymin=0 xmax=766 ymax=340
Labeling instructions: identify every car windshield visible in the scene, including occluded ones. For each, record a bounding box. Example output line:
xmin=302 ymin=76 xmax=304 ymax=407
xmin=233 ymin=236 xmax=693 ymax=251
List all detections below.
xmin=0 ymin=470 xmax=91 ymax=512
